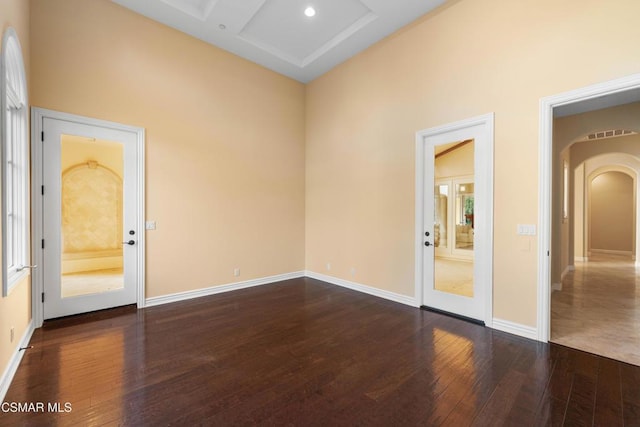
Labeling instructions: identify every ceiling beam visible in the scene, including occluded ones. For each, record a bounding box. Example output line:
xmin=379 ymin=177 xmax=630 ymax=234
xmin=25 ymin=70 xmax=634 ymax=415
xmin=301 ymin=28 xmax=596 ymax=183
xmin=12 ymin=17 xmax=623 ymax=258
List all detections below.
xmin=435 ymin=139 xmax=473 ymax=159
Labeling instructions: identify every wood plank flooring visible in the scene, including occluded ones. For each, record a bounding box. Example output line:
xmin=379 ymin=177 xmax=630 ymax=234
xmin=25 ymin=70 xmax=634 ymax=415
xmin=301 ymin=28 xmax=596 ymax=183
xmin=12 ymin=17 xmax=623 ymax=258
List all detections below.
xmin=2 ymin=277 xmax=639 ymax=426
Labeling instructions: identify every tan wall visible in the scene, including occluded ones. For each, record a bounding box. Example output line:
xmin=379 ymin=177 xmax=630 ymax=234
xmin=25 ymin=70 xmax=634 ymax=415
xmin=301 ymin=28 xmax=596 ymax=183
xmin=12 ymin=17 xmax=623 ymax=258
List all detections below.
xmin=61 ymin=137 xmax=124 ymax=177
xmin=555 ymin=103 xmax=640 ymax=154
xmin=0 ymin=0 xmax=30 ymax=387
xmin=306 ymin=0 xmax=640 ymax=326
xmin=435 ymin=142 xmax=474 ymax=179
xmin=31 ymin=0 xmax=306 ymax=298
xmin=590 ymin=172 xmax=634 ymax=251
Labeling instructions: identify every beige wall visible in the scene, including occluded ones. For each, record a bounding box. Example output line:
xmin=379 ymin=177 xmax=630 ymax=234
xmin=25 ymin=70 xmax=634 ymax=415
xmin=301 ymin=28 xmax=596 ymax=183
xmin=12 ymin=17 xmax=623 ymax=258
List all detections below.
xmin=555 ymin=103 xmax=640 ymax=155
xmin=0 ymin=0 xmax=30 ymax=386
xmin=435 ymin=142 xmax=474 ymax=179
xmin=306 ymin=0 xmax=640 ymax=326
xmin=61 ymin=136 xmax=124 ymax=177
xmin=31 ymin=0 xmax=306 ymax=298
xmin=590 ymin=172 xmax=634 ymax=252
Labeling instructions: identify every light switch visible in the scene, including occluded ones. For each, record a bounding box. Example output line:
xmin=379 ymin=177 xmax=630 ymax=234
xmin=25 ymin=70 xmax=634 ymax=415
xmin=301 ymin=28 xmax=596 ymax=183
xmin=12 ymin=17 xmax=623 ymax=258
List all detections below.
xmin=145 ymin=221 xmax=157 ymax=230
xmin=517 ymin=224 xmax=536 ymax=236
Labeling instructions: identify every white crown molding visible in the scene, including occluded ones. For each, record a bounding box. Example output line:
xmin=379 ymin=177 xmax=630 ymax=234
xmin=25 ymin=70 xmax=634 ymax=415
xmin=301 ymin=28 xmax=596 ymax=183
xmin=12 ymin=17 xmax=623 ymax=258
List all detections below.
xmin=160 ymin=0 xmax=219 ymax=22
xmin=111 ymin=0 xmax=447 ymax=82
xmin=301 ymin=12 xmax=378 ymax=67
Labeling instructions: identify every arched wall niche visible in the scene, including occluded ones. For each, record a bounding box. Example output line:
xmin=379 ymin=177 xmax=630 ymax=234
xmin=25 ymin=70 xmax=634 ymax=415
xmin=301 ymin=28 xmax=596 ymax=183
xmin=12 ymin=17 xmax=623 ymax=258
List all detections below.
xmin=61 ymin=161 xmax=123 ymax=274
xmin=573 ymin=153 xmax=639 ymax=264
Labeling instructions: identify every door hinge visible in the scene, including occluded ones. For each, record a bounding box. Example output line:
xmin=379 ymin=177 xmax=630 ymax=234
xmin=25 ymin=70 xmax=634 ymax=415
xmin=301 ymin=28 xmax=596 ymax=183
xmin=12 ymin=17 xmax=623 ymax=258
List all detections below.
xmin=547 ymin=250 xmax=550 ymax=256
xmin=41 ymin=239 xmax=45 ymax=249
xmin=41 ymin=131 xmax=44 ymax=142
xmin=41 ymin=292 xmax=44 ymax=303
xmin=41 ymin=185 xmax=44 ymax=195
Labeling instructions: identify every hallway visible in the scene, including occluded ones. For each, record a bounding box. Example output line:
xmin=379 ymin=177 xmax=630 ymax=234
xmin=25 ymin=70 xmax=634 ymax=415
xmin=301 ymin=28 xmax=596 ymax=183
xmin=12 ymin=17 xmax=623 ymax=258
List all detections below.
xmin=551 ymin=254 xmax=640 ymax=366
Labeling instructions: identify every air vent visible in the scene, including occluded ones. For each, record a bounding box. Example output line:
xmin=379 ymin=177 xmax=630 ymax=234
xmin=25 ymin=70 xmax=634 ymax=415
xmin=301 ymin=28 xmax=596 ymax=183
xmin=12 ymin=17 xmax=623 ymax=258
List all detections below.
xmin=578 ymin=129 xmax=636 ymax=142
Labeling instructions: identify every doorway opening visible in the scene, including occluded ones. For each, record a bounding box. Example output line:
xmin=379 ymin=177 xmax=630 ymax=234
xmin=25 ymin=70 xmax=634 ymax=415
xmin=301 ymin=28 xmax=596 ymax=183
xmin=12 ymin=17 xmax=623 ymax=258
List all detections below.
xmin=539 ymin=73 xmax=640 ymax=365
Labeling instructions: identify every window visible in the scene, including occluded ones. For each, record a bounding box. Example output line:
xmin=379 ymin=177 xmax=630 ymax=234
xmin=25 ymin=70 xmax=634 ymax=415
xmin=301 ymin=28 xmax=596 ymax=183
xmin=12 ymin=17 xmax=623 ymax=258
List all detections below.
xmin=2 ymin=28 xmax=29 ymax=296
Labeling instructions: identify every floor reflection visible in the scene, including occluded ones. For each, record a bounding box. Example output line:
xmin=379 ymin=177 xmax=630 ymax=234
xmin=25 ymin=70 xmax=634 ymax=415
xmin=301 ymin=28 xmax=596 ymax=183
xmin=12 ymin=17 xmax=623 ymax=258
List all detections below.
xmin=57 ymin=330 xmax=125 ymax=416
xmin=61 ymin=268 xmax=124 ymax=298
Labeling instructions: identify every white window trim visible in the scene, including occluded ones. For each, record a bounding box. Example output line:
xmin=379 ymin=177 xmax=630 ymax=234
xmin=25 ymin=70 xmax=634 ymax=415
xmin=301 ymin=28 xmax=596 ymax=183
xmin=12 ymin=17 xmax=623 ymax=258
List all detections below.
xmin=2 ymin=28 xmax=30 ymax=297
xmin=562 ymin=160 xmax=569 ymax=222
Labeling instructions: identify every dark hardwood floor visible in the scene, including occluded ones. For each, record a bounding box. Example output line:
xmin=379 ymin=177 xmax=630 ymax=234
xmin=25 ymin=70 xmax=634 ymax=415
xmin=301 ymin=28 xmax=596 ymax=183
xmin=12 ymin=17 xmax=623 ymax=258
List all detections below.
xmin=2 ymin=277 xmax=639 ymax=426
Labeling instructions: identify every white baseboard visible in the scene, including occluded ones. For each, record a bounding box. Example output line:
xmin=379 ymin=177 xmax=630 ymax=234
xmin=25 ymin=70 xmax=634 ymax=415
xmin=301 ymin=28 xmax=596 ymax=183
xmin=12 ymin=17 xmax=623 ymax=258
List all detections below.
xmin=590 ymin=249 xmax=632 ymax=256
xmin=0 ymin=320 xmax=34 ymax=403
xmin=145 ymin=271 xmax=305 ymax=307
xmin=552 ymin=265 xmax=574 ymax=292
xmin=304 ymin=271 xmax=419 ymax=307
xmin=491 ymin=318 xmax=537 ymax=341
xmin=560 ymin=265 xmax=574 ymax=281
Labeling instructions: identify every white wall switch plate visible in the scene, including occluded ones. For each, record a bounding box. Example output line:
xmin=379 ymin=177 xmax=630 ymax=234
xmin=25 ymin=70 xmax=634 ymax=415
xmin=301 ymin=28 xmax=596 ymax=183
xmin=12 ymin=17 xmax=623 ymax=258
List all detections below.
xmin=517 ymin=224 xmax=537 ymax=236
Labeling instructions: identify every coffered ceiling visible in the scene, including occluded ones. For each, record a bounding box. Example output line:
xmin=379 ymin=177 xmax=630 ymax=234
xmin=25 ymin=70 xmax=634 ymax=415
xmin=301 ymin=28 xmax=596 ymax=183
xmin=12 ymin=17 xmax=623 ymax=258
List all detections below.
xmin=111 ymin=0 xmax=447 ymax=83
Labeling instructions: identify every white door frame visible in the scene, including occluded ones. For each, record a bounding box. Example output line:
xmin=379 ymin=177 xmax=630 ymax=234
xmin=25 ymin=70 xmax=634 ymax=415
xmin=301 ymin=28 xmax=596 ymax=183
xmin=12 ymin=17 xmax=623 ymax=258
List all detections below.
xmin=31 ymin=108 xmax=146 ymax=328
xmin=415 ymin=113 xmax=494 ymax=326
xmin=537 ymin=73 xmax=640 ymax=342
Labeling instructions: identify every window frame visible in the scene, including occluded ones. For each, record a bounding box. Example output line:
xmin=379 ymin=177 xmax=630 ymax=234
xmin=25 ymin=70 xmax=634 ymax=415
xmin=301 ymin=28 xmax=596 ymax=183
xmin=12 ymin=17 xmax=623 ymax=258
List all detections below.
xmin=562 ymin=160 xmax=569 ymax=222
xmin=2 ymin=28 xmax=29 ymax=297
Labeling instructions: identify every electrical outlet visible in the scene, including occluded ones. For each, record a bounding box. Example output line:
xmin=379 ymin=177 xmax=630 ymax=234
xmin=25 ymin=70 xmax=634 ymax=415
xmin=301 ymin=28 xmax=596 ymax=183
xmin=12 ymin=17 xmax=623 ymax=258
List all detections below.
xmin=350 ymin=267 xmax=356 ymax=277
xmin=10 ymin=326 xmax=14 ymax=343
xmin=326 ymin=263 xmax=331 ymax=271
xmin=234 ymin=268 xmax=240 ymax=277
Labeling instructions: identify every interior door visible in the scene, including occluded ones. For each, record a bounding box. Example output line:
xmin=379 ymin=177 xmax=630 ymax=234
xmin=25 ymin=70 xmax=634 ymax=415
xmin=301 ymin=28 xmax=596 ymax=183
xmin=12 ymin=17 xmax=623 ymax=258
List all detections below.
xmin=423 ymin=136 xmax=483 ymax=322
xmin=42 ymin=117 xmax=139 ymax=319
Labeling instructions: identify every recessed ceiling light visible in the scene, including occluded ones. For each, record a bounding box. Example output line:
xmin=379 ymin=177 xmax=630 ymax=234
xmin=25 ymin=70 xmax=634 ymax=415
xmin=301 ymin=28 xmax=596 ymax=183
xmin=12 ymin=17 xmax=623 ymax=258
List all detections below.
xmin=304 ymin=6 xmax=316 ymax=18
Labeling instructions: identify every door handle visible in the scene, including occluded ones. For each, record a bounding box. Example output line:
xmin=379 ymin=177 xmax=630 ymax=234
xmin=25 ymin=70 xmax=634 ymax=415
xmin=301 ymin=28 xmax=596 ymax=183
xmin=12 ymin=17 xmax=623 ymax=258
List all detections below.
xmin=424 ymin=241 xmax=432 ymax=247
xmin=122 ymin=240 xmax=136 ymax=246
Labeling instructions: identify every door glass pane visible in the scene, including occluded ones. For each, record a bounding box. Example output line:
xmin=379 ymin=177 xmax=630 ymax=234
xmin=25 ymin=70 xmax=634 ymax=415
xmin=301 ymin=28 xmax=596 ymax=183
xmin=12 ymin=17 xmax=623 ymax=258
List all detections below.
xmin=434 ymin=184 xmax=448 ymax=249
xmin=433 ymin=139 xmax=475 ymax=298
xmin=455 ymin=183 xmax=474 ymax=250
xmin=60 ymin=135 xmax=124 ymax=298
